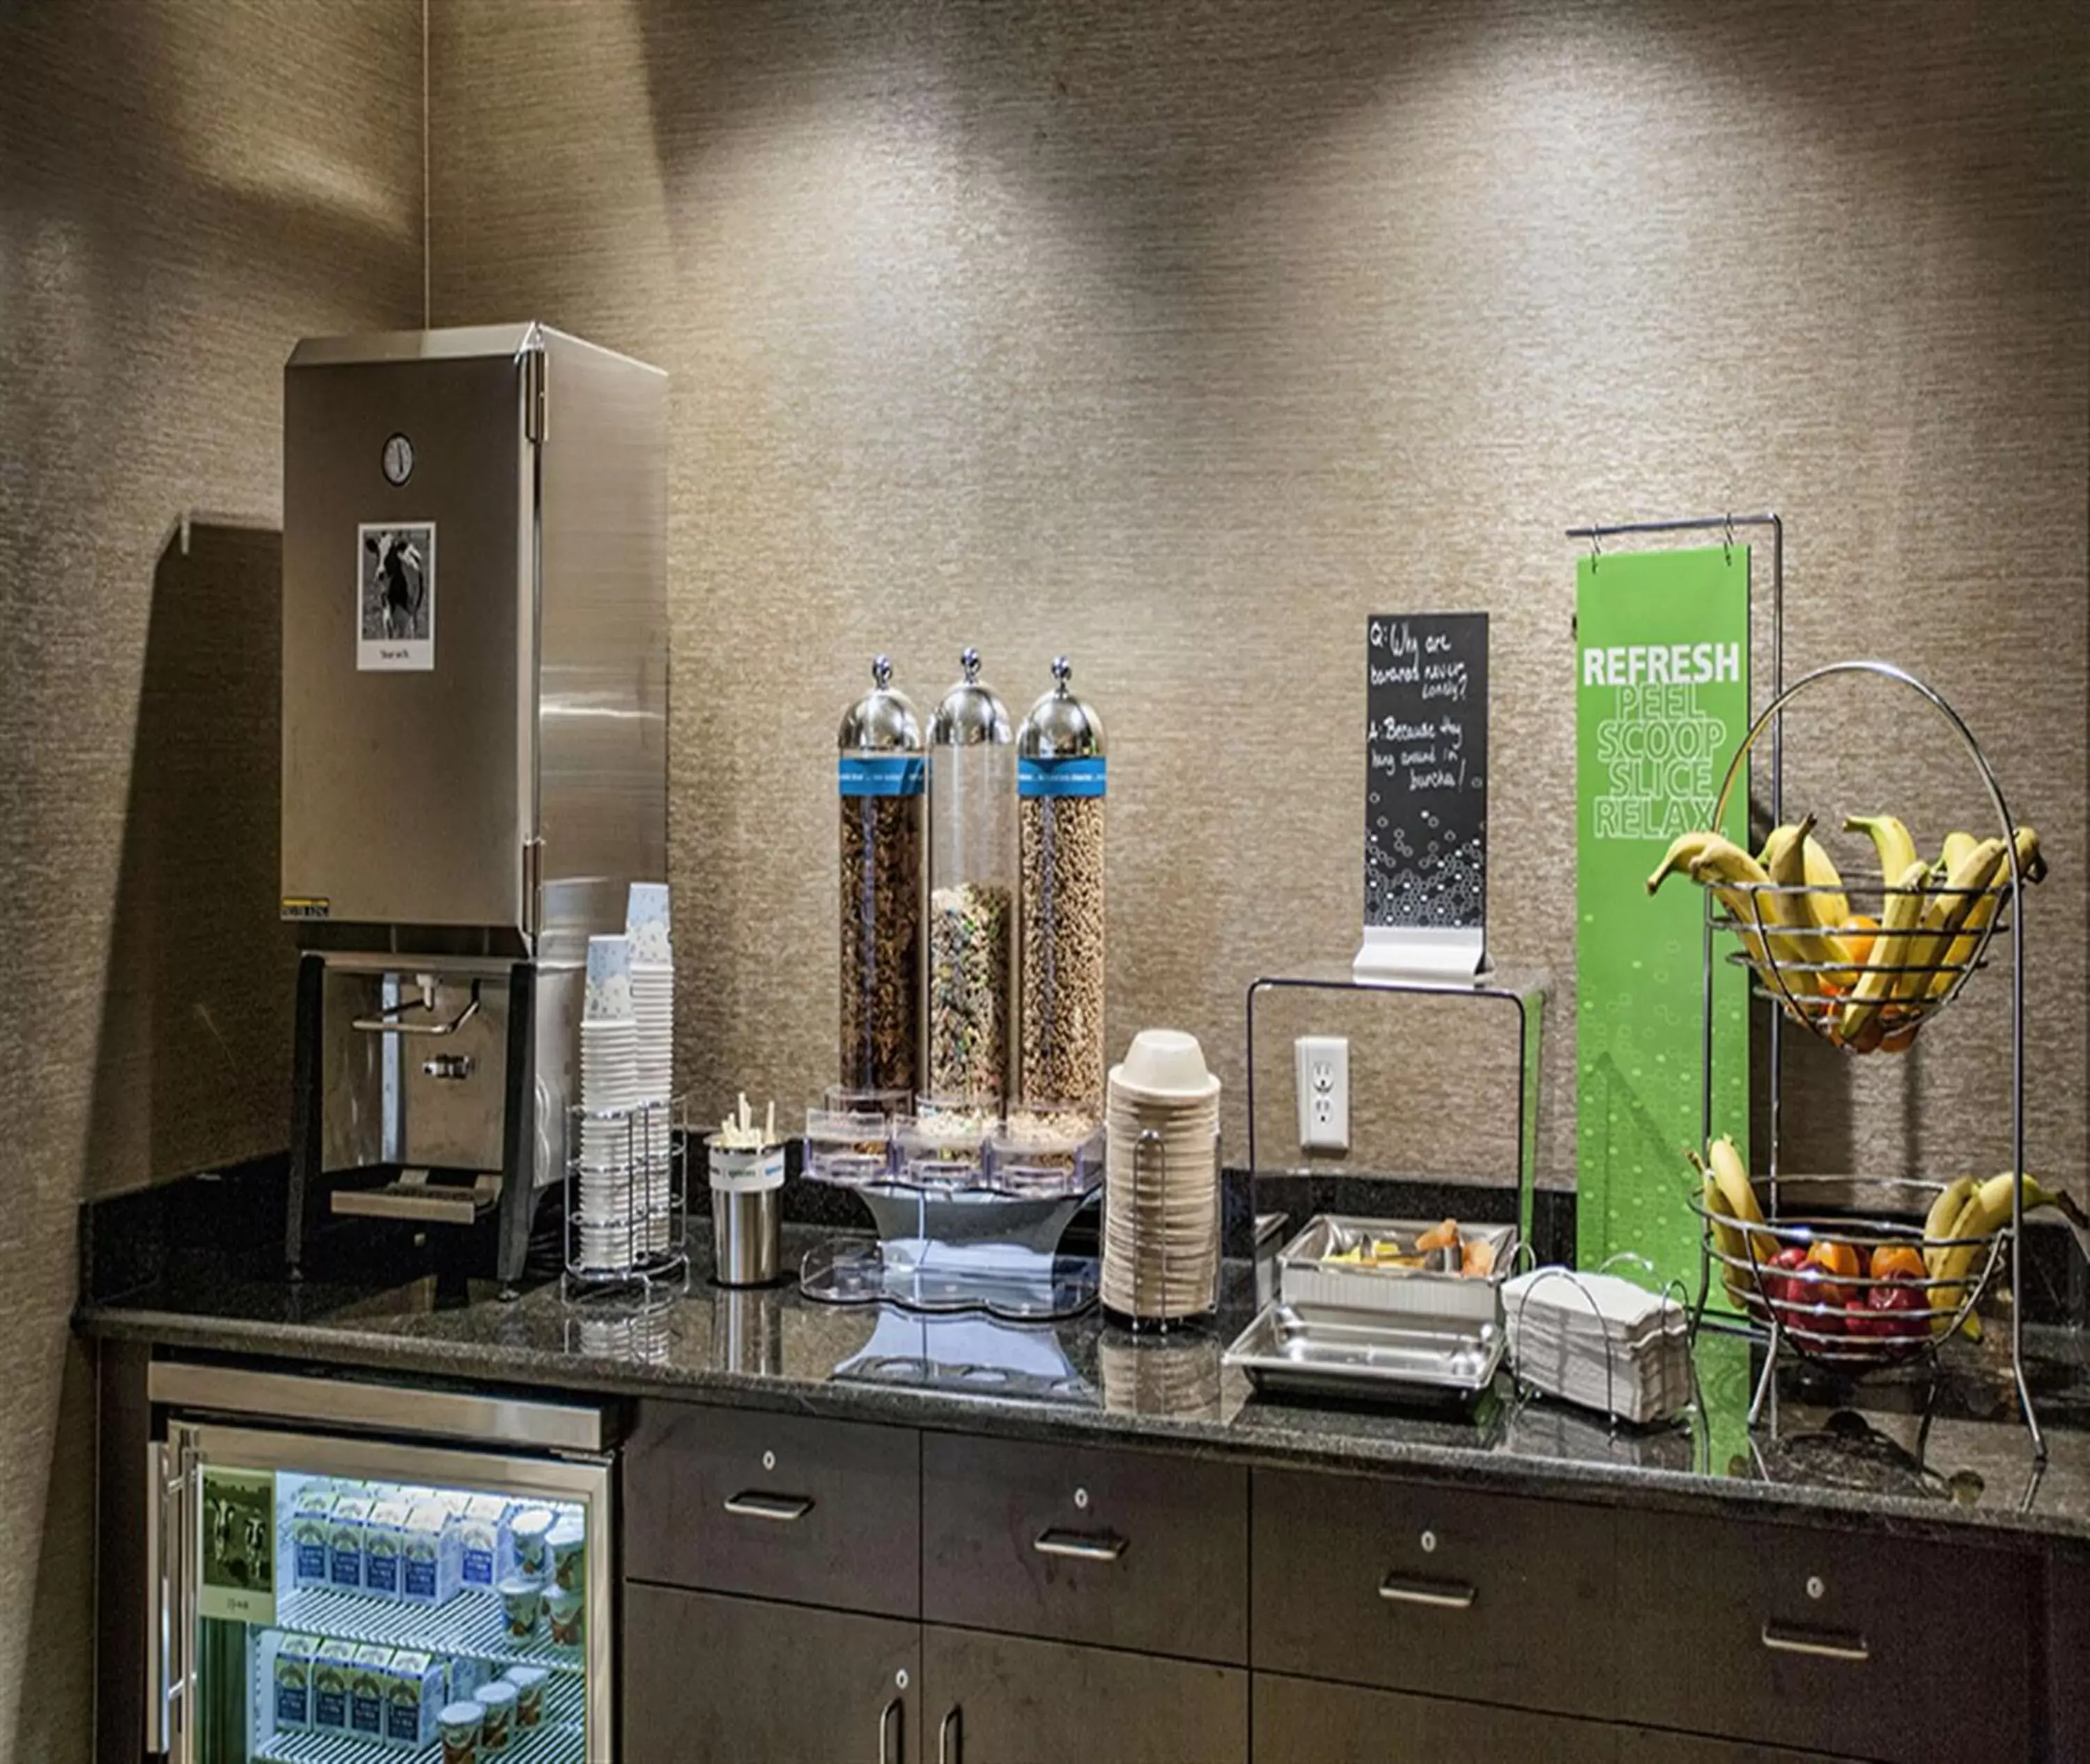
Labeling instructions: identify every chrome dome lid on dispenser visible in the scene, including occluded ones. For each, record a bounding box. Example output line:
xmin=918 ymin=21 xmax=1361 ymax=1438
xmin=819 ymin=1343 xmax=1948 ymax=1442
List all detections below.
xmin=1018 ymin=656 xmax=1108 ymax=1120
xmin=926 ymin=648 xmax=1017 ymax=1106
xmin=837 ymin=655 xmax=924 ymax=1106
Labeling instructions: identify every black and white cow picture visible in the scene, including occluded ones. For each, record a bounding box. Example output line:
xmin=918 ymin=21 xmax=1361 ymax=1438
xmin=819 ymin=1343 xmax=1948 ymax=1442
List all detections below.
xmin=365 ymin=529 xmax=426 ymax=641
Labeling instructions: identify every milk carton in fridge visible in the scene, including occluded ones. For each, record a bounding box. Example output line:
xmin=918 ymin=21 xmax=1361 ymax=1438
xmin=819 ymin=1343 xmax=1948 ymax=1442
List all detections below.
xmin=384 ymin=1649 xmax=447 ymax=1751
xmin=349 ymin=1644 xmax=392 ymax=1738
xmin=400 ymin=1501 xmax=461 ymax=1607
xmin=262 ymin=1632 xmax=318 ymax=1733
xmin=288 ymin=1483 xmax=334 ymax=1590
xmin=362 ymin=1499 xmax=413 ymax=1602
xmin=327 ymin=1496 xmax=373 ymax=1591
xmin=312 ymin=1637 xmax=357 ymax=1732
xmin=456 ymin=1494 xmax=506 ymax=1589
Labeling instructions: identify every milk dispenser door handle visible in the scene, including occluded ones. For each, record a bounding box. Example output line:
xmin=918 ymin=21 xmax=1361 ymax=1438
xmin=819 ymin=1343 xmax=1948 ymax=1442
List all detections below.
xmin=352 ymin=980 xmax=482 ymax=1037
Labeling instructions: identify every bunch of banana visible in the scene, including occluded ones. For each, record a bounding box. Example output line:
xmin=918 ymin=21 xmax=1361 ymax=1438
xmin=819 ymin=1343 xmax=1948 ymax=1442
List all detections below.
xmin=1921 ymin=1170 xmax=2087 ymax=1338
xmin=1689 ymin=1136 xmax=1775 ymax=1305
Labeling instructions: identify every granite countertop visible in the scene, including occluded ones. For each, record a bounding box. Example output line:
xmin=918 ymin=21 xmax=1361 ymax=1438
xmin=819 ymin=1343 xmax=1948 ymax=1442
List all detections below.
xmin=77 ymin=1221 xmax=2090 ymax=1547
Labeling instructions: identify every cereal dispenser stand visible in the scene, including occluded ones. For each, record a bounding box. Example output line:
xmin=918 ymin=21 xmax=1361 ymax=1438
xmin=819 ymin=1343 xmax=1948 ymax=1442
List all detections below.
xmin=837 ymin=656 xmax=924 ymax=1106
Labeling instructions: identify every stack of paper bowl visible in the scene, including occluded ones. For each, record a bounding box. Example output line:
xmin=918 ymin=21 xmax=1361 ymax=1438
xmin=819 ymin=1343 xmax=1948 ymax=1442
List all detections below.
xmin=578 ymin=934 xmax=640 ymax=1270
xmin=1102 ymin=1030 xmax=1221 ymax=1324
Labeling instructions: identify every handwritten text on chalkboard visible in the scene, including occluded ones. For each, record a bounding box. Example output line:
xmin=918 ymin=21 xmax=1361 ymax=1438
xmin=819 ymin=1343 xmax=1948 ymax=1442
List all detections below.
xmin=1365 ymin=614 xmax=1489 ymax=931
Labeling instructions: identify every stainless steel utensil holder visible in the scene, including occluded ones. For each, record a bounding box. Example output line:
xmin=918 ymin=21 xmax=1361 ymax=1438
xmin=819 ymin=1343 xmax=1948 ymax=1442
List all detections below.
xmin=562 ymin=1097 xmax=688 ymax=1311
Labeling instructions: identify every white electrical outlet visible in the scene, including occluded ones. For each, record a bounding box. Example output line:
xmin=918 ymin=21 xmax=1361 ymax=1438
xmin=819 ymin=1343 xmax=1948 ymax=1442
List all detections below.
xmin=1294 ymin=1035 xmax=1349 ymax=1152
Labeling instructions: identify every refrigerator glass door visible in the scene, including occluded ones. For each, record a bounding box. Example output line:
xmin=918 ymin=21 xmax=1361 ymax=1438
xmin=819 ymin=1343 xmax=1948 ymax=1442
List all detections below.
xmin=166 ymin=1420 xmax=611 ymax=1764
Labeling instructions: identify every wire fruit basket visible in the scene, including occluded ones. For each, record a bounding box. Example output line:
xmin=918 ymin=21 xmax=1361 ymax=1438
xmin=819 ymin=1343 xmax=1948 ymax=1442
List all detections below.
xmin=1686 ymin=660 xmax=2046 ymax=1455
xmin=1689 ymin=1174 xmax=2006 ymax=1370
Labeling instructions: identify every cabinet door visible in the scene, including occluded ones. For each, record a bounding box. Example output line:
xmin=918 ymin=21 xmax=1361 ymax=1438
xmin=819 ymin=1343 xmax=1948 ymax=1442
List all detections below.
xmin=1253 ymin=1673 xmax=1619 ymax=1763
xmin=624 ymin=1583 xmax=920 ymax=1764
xmin=924 ymin=1625 xmax=1247 ymax=1764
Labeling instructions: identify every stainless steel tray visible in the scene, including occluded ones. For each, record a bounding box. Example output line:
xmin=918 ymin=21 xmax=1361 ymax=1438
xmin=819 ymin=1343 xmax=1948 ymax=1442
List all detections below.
xmin=1223 ymin=1301 xmax=1503 ymax=1405
xmin=1277 ymin=1214 xmax=1517 ymax=1324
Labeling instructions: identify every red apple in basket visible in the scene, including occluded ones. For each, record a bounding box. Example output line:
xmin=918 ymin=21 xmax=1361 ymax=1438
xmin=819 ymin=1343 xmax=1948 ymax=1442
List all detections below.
xmin=1757 ymin=1244 xmax=1811 ymax=1320
xmin=1775 ymin=1265 xmax=1844 ymax=1341
xmin=1866 ymin=1275 xmax=1928 ymax=1345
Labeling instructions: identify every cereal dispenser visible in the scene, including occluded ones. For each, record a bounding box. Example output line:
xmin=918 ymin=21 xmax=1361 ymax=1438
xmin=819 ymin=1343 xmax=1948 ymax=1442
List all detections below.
xmin=1017 ymin=657 xmax=1107 ymax=1120
xmin=926 ymin=649 xmax=1017 ymax=1104
xmin=836 ymin=656 xmax=924 ymax=1104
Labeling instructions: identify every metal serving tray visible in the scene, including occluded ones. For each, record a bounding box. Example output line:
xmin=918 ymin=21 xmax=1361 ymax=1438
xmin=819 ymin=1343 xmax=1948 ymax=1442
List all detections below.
xmin=1223 ymin=1301 xmax=1503 ymax=1405
xmin=1278 ymin=1214 xmax=1517 ymax=1326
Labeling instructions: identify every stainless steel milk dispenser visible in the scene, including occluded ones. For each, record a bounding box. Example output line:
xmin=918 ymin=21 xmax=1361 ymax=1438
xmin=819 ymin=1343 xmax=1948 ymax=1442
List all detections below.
xmin=280 ymin=323 xmax=667 ymax=1283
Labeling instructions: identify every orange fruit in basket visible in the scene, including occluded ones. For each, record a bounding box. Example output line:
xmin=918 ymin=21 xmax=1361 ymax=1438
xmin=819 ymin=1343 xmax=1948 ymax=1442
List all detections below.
xmin=1843 ymin=914 xmax=1880 ymax=968
xmin=1805 ymin=1239 xmax=1862 ymax=1285
xmin=1868 ymin=1244 xmax=1926 ymax=1283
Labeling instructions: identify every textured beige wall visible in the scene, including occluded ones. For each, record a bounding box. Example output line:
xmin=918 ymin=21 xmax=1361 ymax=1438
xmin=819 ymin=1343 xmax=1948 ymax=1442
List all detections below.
xmin=0 ymin=2 xmax=422 ymax=1753
xmin=430 ymin=1 xmax=2085 ymax=1193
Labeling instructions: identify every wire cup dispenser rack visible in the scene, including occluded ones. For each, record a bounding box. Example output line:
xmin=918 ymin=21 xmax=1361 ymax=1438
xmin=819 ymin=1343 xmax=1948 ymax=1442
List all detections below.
xmin=1101 ymin=1127 xmax=1225 ymax=1333
xmin=1684 ymin=660 xmax=2047 ymax=1454
xmin=562 ymin=1097 xmax=688 ymax=1311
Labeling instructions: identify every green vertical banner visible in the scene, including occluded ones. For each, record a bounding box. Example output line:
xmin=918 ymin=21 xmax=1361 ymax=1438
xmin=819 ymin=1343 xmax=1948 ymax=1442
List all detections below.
xmin=1576 ymin=546 xmax=1750 ymax=1291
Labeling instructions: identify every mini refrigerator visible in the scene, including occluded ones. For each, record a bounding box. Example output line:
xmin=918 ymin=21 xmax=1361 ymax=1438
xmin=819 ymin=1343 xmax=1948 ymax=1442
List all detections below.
xmin=145 ymin=1363 xmax=616 ymax=1762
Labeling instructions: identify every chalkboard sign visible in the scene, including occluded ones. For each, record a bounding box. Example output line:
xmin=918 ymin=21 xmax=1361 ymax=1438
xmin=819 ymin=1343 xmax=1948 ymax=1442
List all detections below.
xmin=1357 ymin=612 xmax=1488 ymax=977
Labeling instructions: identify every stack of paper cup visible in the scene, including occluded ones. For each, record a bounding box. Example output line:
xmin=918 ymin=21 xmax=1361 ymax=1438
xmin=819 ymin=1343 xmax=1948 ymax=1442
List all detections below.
xmin=1102 ymin=1030 xmax=1222 ymax=1322
xmin=578 ymin=935 xmax=640 ymax=1270
xmin=626 ymin=883 xmax=675 ymax=1253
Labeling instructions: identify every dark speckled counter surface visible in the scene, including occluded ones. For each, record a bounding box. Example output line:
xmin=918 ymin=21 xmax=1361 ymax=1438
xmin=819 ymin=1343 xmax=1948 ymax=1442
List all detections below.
xmin=77 ymin=1220 xmax=2090 ymax=1547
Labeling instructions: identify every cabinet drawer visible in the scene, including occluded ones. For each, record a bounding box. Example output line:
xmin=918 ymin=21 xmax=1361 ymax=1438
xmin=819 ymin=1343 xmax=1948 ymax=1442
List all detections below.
xmin=1252 ymin=1468 xmax=1618 ymax=1717
xmin=624 ymin=1584 xmax=920 ymax=1764
xmin=927 ymin=1626 xmax=1246 ymax=1764
xmin=624 ymin=1401 xmax=920 ymax=1617
xmin=1615 ymin=1508 xmax=2032 ymax=1762
xmin=1253 ymin=1673 xmax=1620 ymax=1764
xmin=922 ymin=1432 xmax=1248 ymax=1663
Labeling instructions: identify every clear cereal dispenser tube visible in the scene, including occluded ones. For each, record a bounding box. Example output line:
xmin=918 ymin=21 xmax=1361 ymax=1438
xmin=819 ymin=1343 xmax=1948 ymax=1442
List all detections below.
xmin=1017 ymin=657 xmax=1107 ymax=1122
xmin=837 ymin=656 xmax=923 ymax=1106
xmin=927 ymin=649 xmax=1017 ymax=1106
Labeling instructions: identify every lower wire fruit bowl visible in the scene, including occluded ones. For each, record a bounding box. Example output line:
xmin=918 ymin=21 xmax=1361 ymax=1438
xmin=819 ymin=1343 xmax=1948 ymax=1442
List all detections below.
xmin=1688 ymin=1174 xmax=2008 ymax=1372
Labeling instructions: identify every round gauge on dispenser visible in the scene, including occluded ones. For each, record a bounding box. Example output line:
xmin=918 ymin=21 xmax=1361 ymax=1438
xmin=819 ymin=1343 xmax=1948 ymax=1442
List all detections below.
xmin=837 ymin=656 xmax=924 ymax=1104
xmin=926 ymin=649 xmax=1016 ymax=1106
xmin=1016 ymin=657 xmax=1107 ymax=1120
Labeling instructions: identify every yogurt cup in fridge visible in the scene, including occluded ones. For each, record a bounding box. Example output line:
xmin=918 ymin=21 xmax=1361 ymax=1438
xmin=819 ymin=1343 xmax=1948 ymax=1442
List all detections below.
xmin=497 ymin=1575 xmax=542 ymax=1639
xmin=545 ymin=1517 xmax=585 ymax=1595
xmin=438 ymin=1700 xmax=483 ymax=1764
xmin=477 ymin=1680 xmax=517 ymax=1753
xmin=547 ymin=1588 xmax=585 ymax=1648
xmin=504 ymin=1664 xmax=548 ymax=1728
xmin=506 ymin=1508 xmax=557 ymax=1581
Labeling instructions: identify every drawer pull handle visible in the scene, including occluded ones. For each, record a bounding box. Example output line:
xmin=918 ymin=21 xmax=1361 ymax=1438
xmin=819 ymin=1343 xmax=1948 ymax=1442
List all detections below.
xmin=879 ymin=1697 xmax=901 ymax=1764
xmin=1379 ymin=1574 xmax=1477 ymax=1610
xmin=1033 ymin=1527 xmax=1127 ymax=1562
xmin=723 ymin=1491 xmax=814 ymax=1523
xmin=939 ymin=1705 xmax=961 ymax=1764
xmin=1760 ymin=1620 xmax=1869 ymax=1663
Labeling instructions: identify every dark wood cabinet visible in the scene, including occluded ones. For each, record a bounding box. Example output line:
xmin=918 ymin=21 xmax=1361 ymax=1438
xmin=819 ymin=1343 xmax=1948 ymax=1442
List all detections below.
xmin=1252 ymin=1466 xmax=1620 ymax=1717
xmin=922 ymin=1430 xmax=1249 ymax=1664
xmin=1253 ymin=1672 xmax=1620 ymax=1763
xmin=623 ymin=1583 xmax=920 ymax=1763
xmin=1614 ymin=1506 xmax=2034 ymax=1763
xmin=624 ymin=1400 xmax=921 ymax=1617
xmin=925 ymin=1625 xmax=1248 ymax=1764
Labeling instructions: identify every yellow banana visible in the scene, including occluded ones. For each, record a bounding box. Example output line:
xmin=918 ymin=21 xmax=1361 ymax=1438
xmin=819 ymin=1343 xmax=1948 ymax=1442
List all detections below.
xmin=1840 ymin=860 xmax=1929 ymax=1049
xmin=1940 ymin=831 xmax=1979 ymax=875
xmin=1901 ymin=837 xmax=2006 ymax=1007
xmin=1801 ymin=834 xmax=1850 ymax=936
xmin=1921 ymin=1175 xmax=1977 ymax=1274
xmin=1648 ymin=831 xmax=1773 ymax=970
xmin=1758 ymin=818 xmax=1843 ymax=1004
xmin=1845 ymin=814 xmax=1919 ymax=885
xmin=1689 ymin=1154 xmax=1754 ymax=1301
xmin=1706 ymin=1135 xmax=1776 ymax=1263
xmin=1928 ymin=1173 xmax=2084 ymax=1333
xmin=1928 ymin=827 xmax=2045 ymax=1000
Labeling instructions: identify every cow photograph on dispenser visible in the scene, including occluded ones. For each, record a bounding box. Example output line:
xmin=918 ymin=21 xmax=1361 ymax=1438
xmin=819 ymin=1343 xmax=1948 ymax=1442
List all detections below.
xmin=357 ymin=520 xmax=435 ymax=671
